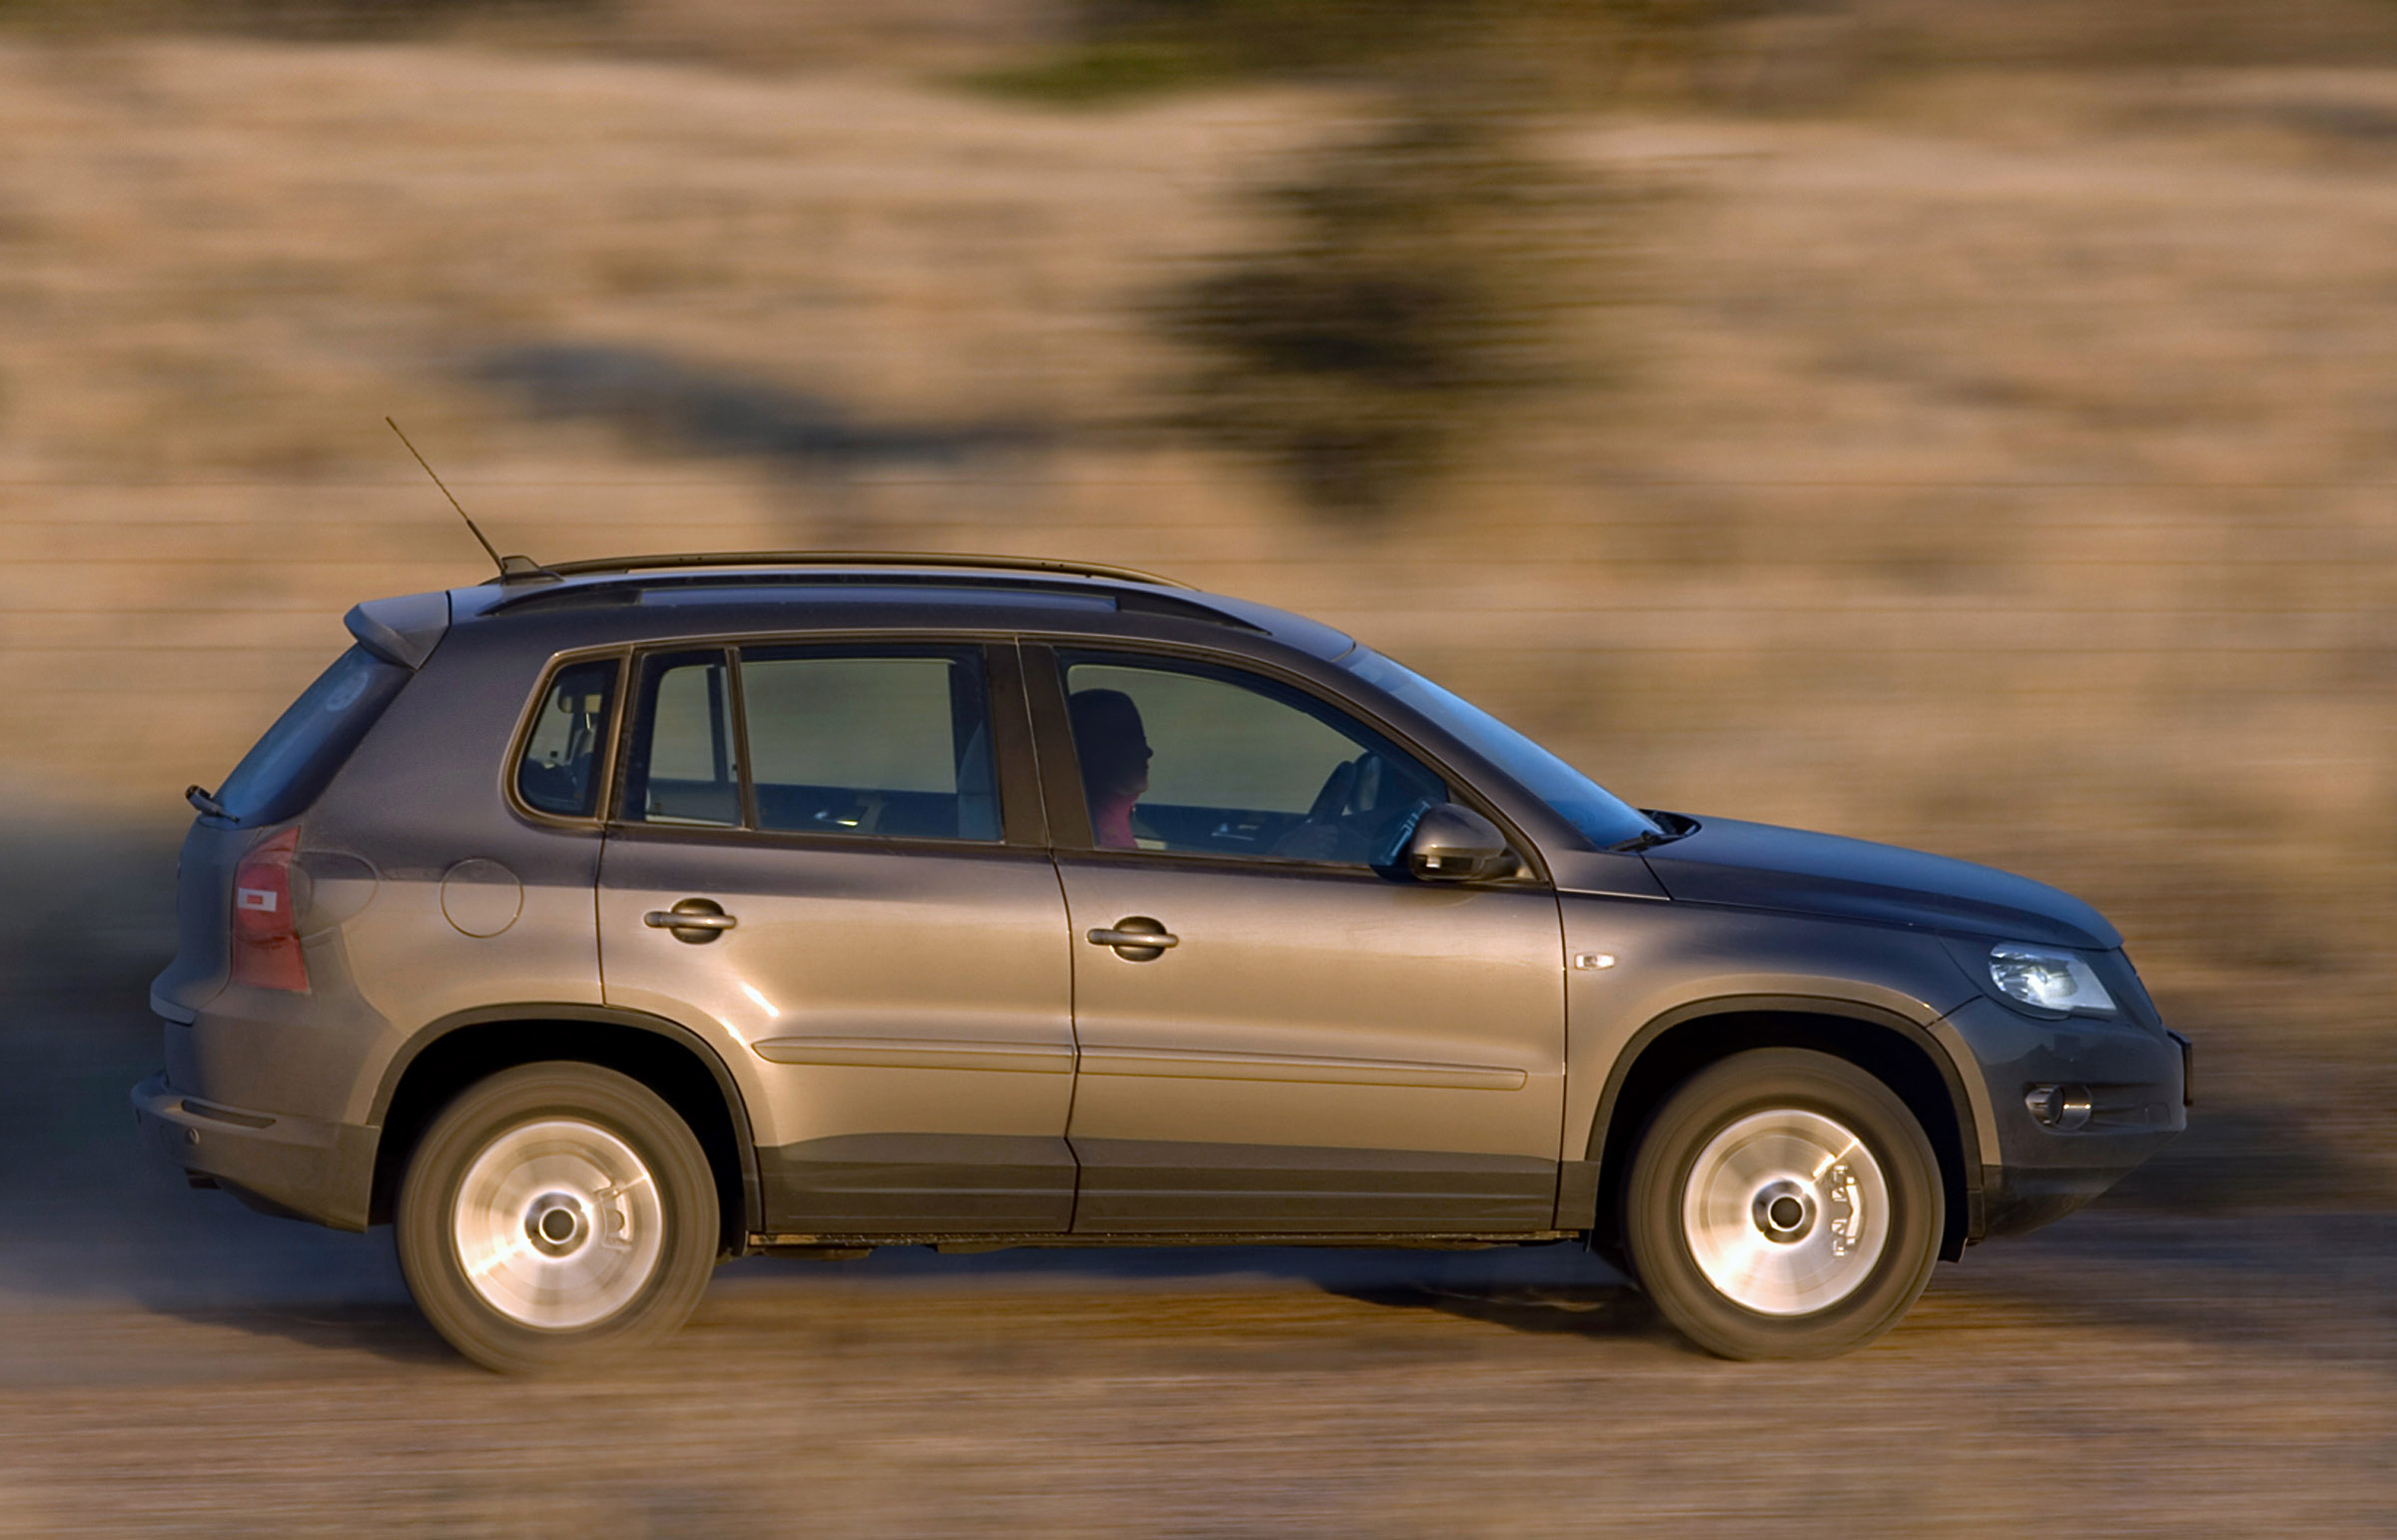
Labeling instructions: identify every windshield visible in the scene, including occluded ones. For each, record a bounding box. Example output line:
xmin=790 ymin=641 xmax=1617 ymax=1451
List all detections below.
xmin=1343 ymin=649 xmax=1661 ymax=851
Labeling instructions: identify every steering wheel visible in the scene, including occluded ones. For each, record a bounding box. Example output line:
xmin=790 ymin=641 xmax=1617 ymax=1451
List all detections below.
xmin=1305 ymin=757 xmax=1360 ymax=823
xmin=1271 ymin=756 xmax=1370 ymax=860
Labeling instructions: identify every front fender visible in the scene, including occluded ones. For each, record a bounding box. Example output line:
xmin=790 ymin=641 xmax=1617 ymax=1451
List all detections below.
xmin=1556 ymin=896 xmax=1987 ymax=1229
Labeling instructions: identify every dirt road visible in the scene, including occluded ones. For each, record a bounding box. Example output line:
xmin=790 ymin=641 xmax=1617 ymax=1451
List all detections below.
xmin=4 ymin=1008 xmax=2390 ymax=1537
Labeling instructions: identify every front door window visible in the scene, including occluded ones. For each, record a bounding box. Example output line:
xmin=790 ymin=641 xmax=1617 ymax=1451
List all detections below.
xmin=1061 ymin=657 xmax=1444 ymax=865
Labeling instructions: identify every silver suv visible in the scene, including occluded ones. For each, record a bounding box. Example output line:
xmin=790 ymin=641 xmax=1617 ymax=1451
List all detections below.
xmin=135 ymin=553 xmax=2189 ymax=1371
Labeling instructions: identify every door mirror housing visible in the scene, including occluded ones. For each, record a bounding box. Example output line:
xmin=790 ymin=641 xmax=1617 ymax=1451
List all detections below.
xmin=1403 ymin=803 xmax=1513 ymax=882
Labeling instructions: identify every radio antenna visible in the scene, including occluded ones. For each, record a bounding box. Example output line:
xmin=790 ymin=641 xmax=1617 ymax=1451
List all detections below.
xmin=385 ymin=417 xmax=555 ymax=582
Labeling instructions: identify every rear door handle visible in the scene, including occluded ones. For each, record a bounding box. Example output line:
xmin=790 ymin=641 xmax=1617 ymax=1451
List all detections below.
xmin=646 ymin=912 xmax=736 ymax=930
xmin=645 ymin=899 xmax=737 ymax=943
xmin=1087 ymin=928 xmax=1179 ymax=949
xmin=1087 ymin=917 xmax=1177 ymax=961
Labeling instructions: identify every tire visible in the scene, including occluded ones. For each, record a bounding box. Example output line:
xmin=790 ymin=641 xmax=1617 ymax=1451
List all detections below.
xmin=1624 ymin=1049 xmax=1944 ymax=1361
xmin=396 ymin=1062 xmax=719 ymax=1375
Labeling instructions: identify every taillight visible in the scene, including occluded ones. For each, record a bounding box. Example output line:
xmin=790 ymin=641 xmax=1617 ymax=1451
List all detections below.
xmin=231 ymin=827 xmax=308 ymax=993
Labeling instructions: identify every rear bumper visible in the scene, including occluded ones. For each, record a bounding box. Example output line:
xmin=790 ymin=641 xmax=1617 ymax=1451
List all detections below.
xmin=131 ymin=1070 xmax=379 ymax=1232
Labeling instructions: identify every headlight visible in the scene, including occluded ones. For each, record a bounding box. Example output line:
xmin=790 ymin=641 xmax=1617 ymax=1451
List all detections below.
xmin=1988 ymin=944 xmax=2116 ymax=1016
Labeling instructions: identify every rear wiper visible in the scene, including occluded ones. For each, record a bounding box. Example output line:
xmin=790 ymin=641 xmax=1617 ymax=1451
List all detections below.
xmin=185 ymin=784 xmax=231 ymax=820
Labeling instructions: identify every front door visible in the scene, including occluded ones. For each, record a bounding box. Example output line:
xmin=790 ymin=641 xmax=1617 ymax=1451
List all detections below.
xmin=1032 ymin=646 xmax=1567 ymax=1234
xmin=598 ymin=639 xmax=1078 ymax=1235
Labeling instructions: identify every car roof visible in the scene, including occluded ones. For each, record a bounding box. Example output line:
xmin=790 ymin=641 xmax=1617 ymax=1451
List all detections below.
xmin=347 ymin=552 xmax=1357 ymax=666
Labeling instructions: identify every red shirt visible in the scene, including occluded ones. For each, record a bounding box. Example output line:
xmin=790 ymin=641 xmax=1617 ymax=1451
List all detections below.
xmin=1092 ymin=793 xmax=1139 ymax=850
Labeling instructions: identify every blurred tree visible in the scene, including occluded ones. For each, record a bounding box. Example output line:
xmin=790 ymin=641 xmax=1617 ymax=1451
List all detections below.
xmin=0 ymin=0 xmax=613 ymax=39
xmin=1102 ymin=1 xmax=1713 ymax=518
xmin=1157 ymin=105 xmax=1617 ymax=518
xmin=225 ymin=0 xmax=610 ymax=37
xmin=975 ymin=0 xmax=1749 ymax=106
xmin=974 ymin=1 xmax=1878 ymax=518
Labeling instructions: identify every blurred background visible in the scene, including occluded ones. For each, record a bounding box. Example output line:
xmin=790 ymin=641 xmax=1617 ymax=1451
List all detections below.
xmin=1 ymin=0 xmax=2393 ymax=1530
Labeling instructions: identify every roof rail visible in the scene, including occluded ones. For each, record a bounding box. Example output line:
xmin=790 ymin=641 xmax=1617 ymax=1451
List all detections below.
xmin=510 ymin=551 xmax=1194 ymax=590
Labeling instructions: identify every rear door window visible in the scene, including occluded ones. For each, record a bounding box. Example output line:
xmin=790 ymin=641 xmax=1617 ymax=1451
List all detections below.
xmin=616 ymin=644 xmax=1000 ymax=843
xmin=621 ymin=650 xmax=742 ymax=828
xmin=213 ymin=644 xmax=410 ymax=825
xmin=742 ymin=647 xmax=997 ymax=842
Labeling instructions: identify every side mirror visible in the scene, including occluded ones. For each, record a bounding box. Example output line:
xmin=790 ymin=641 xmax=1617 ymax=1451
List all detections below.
xmin=1403 ymin=803 xmax=1513 ymax=882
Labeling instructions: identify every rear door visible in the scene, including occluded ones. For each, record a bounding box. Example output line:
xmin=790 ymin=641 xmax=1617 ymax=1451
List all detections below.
xmin=597 ymin=637 xmax=1079 ymax=1235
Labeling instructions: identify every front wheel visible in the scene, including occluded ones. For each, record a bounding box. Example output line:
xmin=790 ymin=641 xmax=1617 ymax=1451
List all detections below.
xmin=397 ymin=1063 xmax=719 ymax=1374
xmin=1624 ymin=1049 xmax=1944 ymax=1360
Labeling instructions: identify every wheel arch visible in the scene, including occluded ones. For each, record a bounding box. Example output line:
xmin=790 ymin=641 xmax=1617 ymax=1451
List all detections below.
xmin=1579 ymin=996 xmax=1982 ymax=1262
xmin=368 ymin=1004 xmax=761 ymax=1252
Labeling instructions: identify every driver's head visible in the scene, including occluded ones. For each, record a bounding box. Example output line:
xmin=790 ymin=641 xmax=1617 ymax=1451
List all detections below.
xmin=1069 ymin=688 xmax=1151 ymax=802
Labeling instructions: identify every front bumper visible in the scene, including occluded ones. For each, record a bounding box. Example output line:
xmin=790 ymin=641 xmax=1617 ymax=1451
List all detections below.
xmin=1939 ymin=996 xmax=2189 ymax=1240
xmin=131 ymin=1070 xmax=379 ymax=1232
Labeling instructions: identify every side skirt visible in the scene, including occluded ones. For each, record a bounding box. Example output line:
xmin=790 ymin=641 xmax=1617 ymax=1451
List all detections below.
xmin=751 ymin=1229 xmax=1581 ymax=1255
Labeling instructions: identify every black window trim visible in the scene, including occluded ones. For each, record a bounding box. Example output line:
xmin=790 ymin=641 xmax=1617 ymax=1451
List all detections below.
xmin=603 ymin=631 xmax=1043 ymax=854
xmin=1020 ymin=638 xmax=1552 ymax=886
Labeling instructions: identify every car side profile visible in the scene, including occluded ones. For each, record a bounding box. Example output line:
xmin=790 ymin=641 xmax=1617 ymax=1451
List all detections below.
xmin=134 ymin=553 xmax=2190 ymax=1371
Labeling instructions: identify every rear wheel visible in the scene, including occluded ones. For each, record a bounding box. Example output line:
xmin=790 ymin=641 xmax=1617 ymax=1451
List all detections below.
xmin=397 ymin=1062 xmax=718 ymax=1374
xmin=1624 ymin=1049 xmax=1943 ymax=1360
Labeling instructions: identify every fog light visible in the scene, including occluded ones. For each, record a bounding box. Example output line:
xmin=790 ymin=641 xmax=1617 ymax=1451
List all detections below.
xmin=2025 ymin=1084 xmax=2092 ymax=1132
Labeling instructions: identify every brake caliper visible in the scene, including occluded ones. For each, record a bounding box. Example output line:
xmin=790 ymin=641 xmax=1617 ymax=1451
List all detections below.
xmin=1825 ymin=1163 xmax=1864 ymax=1256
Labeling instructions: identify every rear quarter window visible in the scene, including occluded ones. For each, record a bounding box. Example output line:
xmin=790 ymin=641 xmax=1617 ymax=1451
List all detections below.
xmin=516 ymin=657 xmax=621 ymax=819
xmin=213 ymin=645 xmax=410 ymax=825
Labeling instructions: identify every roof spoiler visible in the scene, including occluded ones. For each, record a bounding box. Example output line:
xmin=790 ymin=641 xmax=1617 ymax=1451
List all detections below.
xmin=345 ymin=590 xmax=452 ymax=669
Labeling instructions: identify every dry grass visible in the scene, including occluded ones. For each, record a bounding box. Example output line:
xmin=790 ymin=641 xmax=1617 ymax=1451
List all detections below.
xmin=0 ymin=16 xmax=2391 ymax=1186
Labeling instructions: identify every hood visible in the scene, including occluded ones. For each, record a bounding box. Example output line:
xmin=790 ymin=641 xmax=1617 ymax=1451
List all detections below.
xmin=1638 ymin=816 xmax=2119 ymax=951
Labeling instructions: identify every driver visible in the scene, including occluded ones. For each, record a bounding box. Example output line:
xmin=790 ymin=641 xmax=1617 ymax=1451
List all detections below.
xmin=1068 ymin=688 xmax=1152 ymax=850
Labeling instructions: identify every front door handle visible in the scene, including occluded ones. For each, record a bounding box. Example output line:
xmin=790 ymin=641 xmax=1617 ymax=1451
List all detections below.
xmin=645 ymin=898 xmax=737 ymax=944
xmin=1087 ymin=917 xmax=1178 ymax=961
